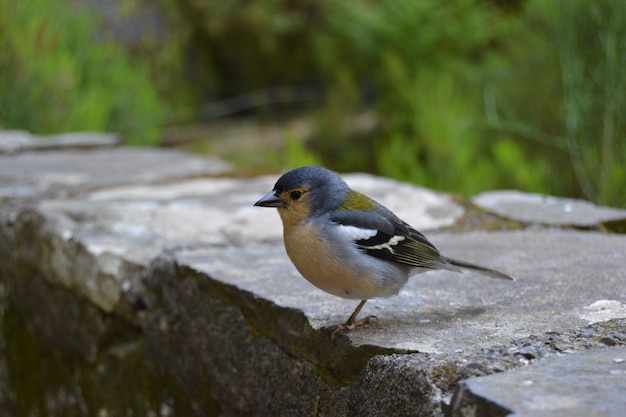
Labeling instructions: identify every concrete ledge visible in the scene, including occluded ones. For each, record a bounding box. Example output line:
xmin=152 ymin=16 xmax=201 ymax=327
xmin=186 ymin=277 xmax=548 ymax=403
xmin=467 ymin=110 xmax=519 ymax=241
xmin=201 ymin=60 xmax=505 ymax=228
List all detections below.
xmin=448 ymin=346 xmax=626 ymax=417
xmin=0 ymin=130 xmax=119 ymax=154
xmin=473 ymin=190 xmax=626 ymax=228
xmin=1 ymin=140 xmax=625 ymax=416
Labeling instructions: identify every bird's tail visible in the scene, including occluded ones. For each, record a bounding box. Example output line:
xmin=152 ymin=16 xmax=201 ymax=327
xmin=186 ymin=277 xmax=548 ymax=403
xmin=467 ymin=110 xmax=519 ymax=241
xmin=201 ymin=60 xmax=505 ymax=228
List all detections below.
xmin=443 ymin=257 xmax=514 ymax=281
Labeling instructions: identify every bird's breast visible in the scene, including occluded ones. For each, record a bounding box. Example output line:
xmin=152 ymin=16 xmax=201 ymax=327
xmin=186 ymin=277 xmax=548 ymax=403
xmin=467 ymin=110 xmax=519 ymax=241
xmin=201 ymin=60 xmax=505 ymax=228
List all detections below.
xmin=283 ymin=221 xmax=403 ymax=300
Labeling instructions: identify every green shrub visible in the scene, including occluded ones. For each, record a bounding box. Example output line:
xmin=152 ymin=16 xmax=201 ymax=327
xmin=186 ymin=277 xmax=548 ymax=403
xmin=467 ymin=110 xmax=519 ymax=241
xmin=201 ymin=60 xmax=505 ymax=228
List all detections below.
xmin=0 ymin=0 xmax=163 ymax=145
xmin=311 ymin=0 xmax=530 ymax=195
xmin=486 ymin=0 xmax=625 ymax=207
xmin=551 ymin=0 xmax=625 ymax=207
xmin=306 ymin=0 xmax=624 ymax=207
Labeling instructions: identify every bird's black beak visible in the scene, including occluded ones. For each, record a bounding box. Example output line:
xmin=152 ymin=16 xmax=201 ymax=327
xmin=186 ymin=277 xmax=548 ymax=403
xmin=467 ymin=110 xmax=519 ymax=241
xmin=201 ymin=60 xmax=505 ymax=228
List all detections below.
xmin=254 ymin=191 xmax=285 ymax=208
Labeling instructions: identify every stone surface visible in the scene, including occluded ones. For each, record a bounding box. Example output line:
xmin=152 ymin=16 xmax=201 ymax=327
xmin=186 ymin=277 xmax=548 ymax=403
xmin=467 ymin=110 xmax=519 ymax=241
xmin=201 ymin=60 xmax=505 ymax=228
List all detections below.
xmin=0 ymin=147 xmax=232 ymax=199
xmin=175 ymin=230 xmax=626 ymax=354
xmin=0 ymin=130 xmax=119 ymax=154
xmin=472 ymin=190 xmax=626 ymax=227
xmin=580 ymin=300 xmax=626 ymax=324
xmin=1 ymin=142 xmax=625 ymax=416
xmin=448 ymin=347 xmax=626 ymax=417
xmin=4 ymin=170 xmax=461 ymax=316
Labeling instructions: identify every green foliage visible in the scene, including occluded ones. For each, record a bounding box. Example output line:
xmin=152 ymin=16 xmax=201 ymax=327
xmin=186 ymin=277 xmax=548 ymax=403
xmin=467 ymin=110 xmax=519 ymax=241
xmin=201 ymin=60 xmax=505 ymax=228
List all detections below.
xmin=305 ymin=0 xmax=624 ymax=206
xmin=171 ymin=0 xmax=324 ymax=97
xmin=550 ymin=0 xmax=625 ymax=207
xmin=284 ymin=131 xmax=323 ymax=168
xmin=0 ymin=0 xmax=163 ymax=145
xmin=371 ymin=66 xmax=551 ymax=196
xmin=489 ymin=138 xmax=550 ymax=193
xmin=311 ymin=0 xmax=528 ymax=196
xmin=257 ymin=130 xmax=323 ymax=170
xmin=165 ymin=0 xmax=624 ymax=207
xmin=1 ymin=0 xmax=622 ymax=207
xmin=485 ymin=0 xmax=625 ymax=207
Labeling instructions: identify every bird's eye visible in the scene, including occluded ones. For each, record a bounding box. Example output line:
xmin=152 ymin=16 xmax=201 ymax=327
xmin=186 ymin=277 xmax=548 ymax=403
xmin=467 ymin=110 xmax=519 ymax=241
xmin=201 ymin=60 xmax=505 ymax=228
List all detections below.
xmin=289 ymin=190 xmax=302 ymax=200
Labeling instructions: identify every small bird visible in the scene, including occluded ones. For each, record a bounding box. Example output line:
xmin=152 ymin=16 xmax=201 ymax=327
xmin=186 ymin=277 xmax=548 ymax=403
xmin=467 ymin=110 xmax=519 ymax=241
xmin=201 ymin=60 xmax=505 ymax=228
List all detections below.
xmin=254 ymin=166 xmax=514 ymax=336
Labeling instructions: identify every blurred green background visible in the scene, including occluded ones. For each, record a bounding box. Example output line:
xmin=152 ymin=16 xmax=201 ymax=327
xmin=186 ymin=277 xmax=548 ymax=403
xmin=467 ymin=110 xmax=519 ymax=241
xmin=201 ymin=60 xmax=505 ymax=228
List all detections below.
xmin=1 ymin=0 xmax=624 ymax=207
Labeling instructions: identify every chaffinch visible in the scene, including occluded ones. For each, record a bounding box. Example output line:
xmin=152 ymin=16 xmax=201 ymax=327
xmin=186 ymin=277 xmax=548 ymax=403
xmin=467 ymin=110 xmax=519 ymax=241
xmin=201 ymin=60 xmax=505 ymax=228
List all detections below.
xmin=254 ymin=166 xmax=513 ymax=336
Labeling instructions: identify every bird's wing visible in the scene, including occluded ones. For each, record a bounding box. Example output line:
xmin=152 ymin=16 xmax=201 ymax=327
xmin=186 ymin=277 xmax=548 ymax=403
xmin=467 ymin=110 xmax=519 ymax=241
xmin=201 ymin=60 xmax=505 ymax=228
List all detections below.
xmin=330 ymin=210 xmax=458 ymax=271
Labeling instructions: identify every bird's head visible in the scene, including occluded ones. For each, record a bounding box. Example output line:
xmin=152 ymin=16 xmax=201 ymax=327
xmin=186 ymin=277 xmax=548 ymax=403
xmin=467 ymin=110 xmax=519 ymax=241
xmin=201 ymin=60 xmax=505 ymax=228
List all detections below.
xmin=254 ymin=166 xmax=349 ymax=224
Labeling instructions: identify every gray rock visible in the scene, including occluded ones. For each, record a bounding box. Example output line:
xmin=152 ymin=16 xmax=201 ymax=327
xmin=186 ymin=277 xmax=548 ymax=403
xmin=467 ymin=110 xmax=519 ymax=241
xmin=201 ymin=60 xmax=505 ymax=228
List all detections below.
xmin=1 ymin=143 xmax=626 ymax=416
xmin=171 ymin=229 xmax=626 ymax=354
xmin=4 ymin=171 xmax=463 ymax=316
xmin=472 ymin=190 xmax=626 ymax=227
xmin=0 ymin=147 xmax=232 ymax=199
xmin=448 ymin=347 xmax=626 ymax=417
xmin=580 ymin=300 xmax=626 ymax=324
xmin=0 ymin=130 xmax=119 ymax=154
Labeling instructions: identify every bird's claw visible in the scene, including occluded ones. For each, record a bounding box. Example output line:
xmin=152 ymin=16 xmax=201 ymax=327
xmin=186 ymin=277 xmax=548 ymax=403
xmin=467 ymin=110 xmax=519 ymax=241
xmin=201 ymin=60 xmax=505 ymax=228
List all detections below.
xmin=327 ymin=315 xmax=378 ymax=339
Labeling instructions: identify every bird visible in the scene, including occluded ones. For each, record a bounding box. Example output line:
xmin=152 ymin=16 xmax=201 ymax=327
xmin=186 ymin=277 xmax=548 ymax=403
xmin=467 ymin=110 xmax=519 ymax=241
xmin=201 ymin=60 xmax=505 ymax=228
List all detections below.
xmin=254 ymin=166 xmax=514 ymax=336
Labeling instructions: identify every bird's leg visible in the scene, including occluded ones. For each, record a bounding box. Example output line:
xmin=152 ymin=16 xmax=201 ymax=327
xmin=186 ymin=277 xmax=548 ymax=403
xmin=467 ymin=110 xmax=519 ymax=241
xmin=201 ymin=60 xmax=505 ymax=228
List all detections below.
xmin=327 ymin=300 xmax=377 ymax=338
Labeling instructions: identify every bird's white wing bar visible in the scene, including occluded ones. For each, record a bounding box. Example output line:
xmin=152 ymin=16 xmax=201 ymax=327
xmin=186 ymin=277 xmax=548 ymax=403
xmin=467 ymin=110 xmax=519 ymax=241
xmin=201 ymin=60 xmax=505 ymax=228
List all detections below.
xmin=360 ymin=234 xmax=406 ymax=254
xmin=336 ymin=224 xmax=378 ymax=241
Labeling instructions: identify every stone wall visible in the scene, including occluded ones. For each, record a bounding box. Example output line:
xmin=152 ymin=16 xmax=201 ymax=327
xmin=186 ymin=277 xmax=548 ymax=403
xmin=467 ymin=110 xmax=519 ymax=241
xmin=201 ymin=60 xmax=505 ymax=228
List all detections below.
xmin=1 ymin=131 xmax=625 ymax=416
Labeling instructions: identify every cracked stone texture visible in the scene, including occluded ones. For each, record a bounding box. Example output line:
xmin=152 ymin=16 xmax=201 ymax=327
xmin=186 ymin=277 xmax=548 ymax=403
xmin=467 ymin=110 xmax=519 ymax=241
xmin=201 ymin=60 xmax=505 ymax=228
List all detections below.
xmin=1 ymin=141 xmax=625 ymax=416
xmin=174 ymin=230 xmax=626 ymax=355
xmin=448 ymin=346 xmax=626 ymax=417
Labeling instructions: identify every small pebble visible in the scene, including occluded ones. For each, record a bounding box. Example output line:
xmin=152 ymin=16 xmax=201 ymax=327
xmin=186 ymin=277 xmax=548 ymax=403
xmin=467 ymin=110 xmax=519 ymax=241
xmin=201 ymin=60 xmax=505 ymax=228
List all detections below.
xmin=487 ymin=350 xmax=501 ymax=360
xmin=518 ymin=346 xmax=538 ymax=359
xmin=467 ymin=362 xmax=483 ymax=370
xmin=599 ymin=336 xmax=617 ymax=346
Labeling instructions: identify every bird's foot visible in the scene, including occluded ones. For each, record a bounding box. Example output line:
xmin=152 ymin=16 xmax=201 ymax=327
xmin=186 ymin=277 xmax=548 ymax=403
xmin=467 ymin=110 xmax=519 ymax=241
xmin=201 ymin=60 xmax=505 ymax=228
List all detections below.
xmin=327 ymin=315 xmax=378 ymax=339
